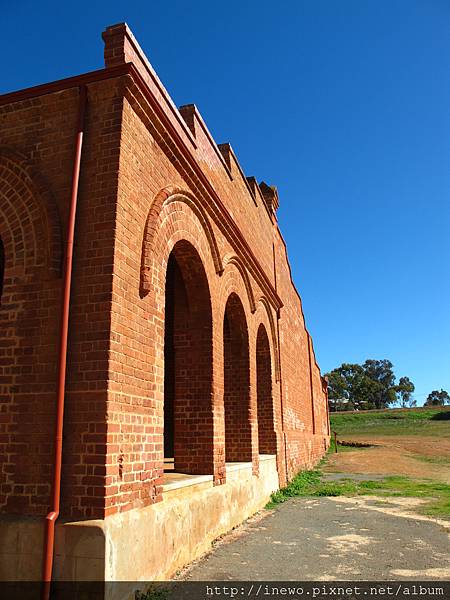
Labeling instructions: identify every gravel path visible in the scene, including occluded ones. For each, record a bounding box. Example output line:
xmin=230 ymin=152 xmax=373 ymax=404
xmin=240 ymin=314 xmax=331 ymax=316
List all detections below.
xmin=181 ymin=495 xmax=450 ymax=581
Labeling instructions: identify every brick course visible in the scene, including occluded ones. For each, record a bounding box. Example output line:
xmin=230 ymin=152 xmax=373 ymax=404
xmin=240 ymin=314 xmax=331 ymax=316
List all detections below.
xmin=0 ymin=23 xmax=329 ymax=522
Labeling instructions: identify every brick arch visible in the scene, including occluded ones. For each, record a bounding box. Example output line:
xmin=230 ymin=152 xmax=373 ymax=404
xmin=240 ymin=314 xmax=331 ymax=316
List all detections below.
xmin=140 ymin=186 xmax=223 ymax=296
xmin=223 ymin=292 xmax=252 ymax=462
xmin=163 ymin=239 xmax=214 ymax=475
xmin=257 ymin=296 xmax=280 ymax=382
xmin=142 ymin=206 xmax=216 ymax=474
xmin=149 ymin=197 xmax=219 ymax=305
xmin=222 ymin=253 xmax=256 ymax=313
xmin=217 ymin=265 xmax=254 ymax=328
xmin=255 ymin=322 xmax=277 ymax=455
xmin=145 ymin=200 xmax=218 ymax=473
xmin=0 ymin=149 xmax=62 ymax=278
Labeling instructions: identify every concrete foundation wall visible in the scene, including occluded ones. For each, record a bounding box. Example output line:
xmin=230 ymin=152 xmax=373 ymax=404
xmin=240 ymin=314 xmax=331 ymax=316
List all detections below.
xmin=0 ymin=457 xmax=278 ymax=596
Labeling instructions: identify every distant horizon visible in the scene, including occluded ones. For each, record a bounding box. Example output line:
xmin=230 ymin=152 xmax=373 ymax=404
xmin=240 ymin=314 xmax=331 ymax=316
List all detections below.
xmin=2 ymin=1 xmax=449 ymax=405
xmin=329 ymin=402 xmax=449 ymax=411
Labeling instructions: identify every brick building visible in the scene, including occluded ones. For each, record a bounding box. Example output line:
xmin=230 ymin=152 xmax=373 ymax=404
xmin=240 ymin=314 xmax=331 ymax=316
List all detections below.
xmin=0 ymin=23 xmax=329 ymax=591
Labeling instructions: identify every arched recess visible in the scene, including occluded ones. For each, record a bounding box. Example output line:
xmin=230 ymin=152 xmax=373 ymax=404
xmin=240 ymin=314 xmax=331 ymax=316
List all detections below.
xmin=256 ymin=323 xmax=277 ymax=455
xmin=222 ymin=253 xmax=256 ymax=313
xmin=223 ymin=293 xmax=252 ymax=462
xmin=258 ymin=296 xmax=280 ymax=382
xmin=140 ymin=186 xmax=223 ymax=296
xmin=163 ymin=239 xmax=214 ymax=475
xmin=0 ymin=149 xmax=62 ymax=278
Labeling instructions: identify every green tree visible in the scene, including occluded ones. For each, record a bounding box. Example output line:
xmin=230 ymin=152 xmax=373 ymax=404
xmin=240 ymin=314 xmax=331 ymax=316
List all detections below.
xmin=424 ymin=389 xmax=450 ymax=406
xmin=362 ymin=359 xmax=397 ymax=409
xmin=326 ymin=359 xmax=415 ymax=411
xmin=326 ymin=363 xmax=383 ymax=410
xmin=326 ymin=363 xmax=363 ymax=410
xmin=396 ymin=376 xmax=415 ymax=408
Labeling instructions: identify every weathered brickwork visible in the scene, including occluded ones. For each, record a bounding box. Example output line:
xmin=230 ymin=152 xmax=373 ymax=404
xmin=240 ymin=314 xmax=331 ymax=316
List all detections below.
xmin=0 ymin=23 xmax=329 ymax=528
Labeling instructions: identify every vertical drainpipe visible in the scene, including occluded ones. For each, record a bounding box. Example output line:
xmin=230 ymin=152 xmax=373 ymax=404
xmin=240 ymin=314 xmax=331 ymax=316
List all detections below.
xmin=42 ymin=85 xmax=87 ymax=600
xmin=272 ymin=243 xmax=289 ymax=484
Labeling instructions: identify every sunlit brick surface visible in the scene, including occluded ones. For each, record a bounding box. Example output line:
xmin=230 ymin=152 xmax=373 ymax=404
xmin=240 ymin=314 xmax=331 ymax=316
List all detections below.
xmin=0 ymin=23 xmax=329 ymax=521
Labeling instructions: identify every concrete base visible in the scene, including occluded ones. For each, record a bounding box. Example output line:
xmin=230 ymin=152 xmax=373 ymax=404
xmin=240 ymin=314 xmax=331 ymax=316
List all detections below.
xmin=0 ymin=456 xmax=279 ymax=599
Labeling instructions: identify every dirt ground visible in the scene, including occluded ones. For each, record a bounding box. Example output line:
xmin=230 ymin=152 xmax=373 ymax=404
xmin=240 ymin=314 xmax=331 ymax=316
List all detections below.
xmin=325 ymin=435 xmax=450 ymax=483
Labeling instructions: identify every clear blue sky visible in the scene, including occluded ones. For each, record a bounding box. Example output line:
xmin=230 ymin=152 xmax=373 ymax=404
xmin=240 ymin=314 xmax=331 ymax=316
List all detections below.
xmin=2 ymin=1 xmax=449 ymax=405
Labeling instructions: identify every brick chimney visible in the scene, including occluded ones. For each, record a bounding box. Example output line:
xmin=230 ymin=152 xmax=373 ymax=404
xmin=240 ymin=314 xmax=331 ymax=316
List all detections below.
xmin=259 ymin=181 xmax=279 ymax=214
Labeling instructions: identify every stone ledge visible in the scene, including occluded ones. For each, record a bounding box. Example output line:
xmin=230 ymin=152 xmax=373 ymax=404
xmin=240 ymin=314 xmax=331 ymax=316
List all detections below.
xmin=161 ymin=473 xmax=214 ymax=500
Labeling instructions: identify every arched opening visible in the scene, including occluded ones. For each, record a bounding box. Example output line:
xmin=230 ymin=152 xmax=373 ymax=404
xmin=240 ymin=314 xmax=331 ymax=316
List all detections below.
xmin=163 ymin=240 xmax=213 ymax=475
xmin=256 ymin=324 xmax=276 ymax=455
xmin=223 ymin=293 xmax=252 ymax=462
xmin=0 ymin=235 xmax=4 ymax=303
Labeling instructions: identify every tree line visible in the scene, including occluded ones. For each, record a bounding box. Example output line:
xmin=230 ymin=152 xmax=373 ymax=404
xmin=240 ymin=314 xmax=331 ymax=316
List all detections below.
xmin=325 ymin=359 xmax=449 ymax=411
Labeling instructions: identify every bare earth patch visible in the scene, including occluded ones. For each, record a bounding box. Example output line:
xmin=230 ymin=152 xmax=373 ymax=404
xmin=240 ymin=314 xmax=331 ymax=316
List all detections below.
xmin=325 ymin=436 xmax=450 ymax=483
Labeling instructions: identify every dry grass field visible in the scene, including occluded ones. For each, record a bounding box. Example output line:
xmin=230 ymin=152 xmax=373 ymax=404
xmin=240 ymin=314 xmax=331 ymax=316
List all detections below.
xmin=327 ymin=407 xmax=450 ymax=484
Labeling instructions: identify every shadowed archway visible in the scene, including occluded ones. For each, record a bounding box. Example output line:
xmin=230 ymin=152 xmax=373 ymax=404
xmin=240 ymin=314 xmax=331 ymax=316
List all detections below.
xmin=164 ymin=240 xmax=213 ymax=474
xmin=256 ymin=323 xmax=276 ymax=455
xmin=223 ymin=293 xmax=252 ymax=462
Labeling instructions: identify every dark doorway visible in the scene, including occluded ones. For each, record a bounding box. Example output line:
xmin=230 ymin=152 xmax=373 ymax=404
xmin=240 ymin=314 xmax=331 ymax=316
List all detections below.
xmin=256 ymin=324 xmax=276 ymax=454
xmin=223 ymin=293 xmax=252 ymax=462
xmin=163 ymin=241 xmax=213 ymax=474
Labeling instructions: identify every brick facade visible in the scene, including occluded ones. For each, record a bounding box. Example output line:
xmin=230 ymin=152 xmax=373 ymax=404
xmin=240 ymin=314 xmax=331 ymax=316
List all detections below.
xmin=0 ymin=23 xmax=329 ymax=528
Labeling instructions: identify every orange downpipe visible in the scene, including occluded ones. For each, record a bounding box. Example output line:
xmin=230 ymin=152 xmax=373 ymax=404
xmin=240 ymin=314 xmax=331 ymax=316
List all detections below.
xmin=42 ymin=85 xmax=87 ymax=600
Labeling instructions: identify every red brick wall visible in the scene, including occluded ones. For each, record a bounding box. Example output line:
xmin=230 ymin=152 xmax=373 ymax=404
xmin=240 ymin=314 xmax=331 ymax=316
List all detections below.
xmin=0 ymin=81 xmax=124 ymax=518
xmin=0 ymin=23 xmax=329 ymax=520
